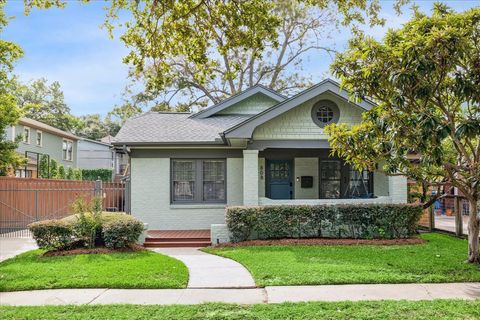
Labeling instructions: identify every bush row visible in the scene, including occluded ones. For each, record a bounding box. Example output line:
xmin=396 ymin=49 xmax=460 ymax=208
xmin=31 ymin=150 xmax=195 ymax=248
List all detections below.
xmin=226 ymin=204 xmax=423 ymax=242
xmin=29 ymin=212 xmax=144 ymax=250
xmin=81 ymin=168 xmax=113 ymax=182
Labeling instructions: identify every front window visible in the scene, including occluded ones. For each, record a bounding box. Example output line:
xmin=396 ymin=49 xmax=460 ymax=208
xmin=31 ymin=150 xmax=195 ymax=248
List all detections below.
xmin=172 ymin=159 xmax=226 ymax=203
xmin=345 ymin=169 xmax=372 ymax=198
xmin=62 ymin=139 xmax=73 ymax=161
xmin=36 ymin=131 xmax=42 ymax=146
xmin=23 ymin=127 xmax=30 ymax=144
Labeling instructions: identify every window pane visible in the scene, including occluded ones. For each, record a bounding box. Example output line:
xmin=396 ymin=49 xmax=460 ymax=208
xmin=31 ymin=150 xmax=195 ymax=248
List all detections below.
xmin=203 ymin=160 xmax=225 ymax=201
xmin=23 ymin=128 xmax=29 ymax=143
xmin=36 ymin=132 xmax=42 ymax=145
xmin=62 ymin=141 xmax=67 ymax=159
xmin=173 ymin=160 xmax=196 ymax=201
xmin=346 ymin=169 xmax=371 ymax=198
xmin=67 ymin=141 xmax=73 ymax=160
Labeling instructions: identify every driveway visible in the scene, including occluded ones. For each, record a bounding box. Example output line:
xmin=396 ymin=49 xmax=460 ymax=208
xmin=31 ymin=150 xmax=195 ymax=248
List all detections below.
xmin=0 ymin=237 xmax=38 ymax=262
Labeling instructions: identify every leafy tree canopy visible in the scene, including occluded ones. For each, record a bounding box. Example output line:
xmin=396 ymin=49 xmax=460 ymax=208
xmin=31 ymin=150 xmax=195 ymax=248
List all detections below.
xmin=24 ymin=0 xmax=409 ymax=111
xmin=327 ymin=4 xmax=480 ymax=263
xmin=0 ymin=2 xmax=26 ymax=174
xmin=15 ymin=78 xmax=81 ymax=132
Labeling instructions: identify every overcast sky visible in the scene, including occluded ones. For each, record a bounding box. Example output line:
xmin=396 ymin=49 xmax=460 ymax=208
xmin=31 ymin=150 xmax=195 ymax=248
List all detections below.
xmin=3 ymin=1 xmax=478 ymax=116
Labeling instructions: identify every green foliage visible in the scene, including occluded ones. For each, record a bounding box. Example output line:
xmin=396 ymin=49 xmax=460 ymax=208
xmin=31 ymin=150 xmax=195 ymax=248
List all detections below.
xmin=71 ymin=197 xmax=103 ymax=248
xmin=49 ymin=159 xmax=58 ymax=178
xmin=329 ymin=5 xmax=480 ymax=262
xmin=102 ymin=216 xmax=144 ymax=249
xmin=207 ymin=233 xmax=480 ymax=286
xmin=226 ymin=204 xmax=423 ymax=242
xmin=37 ymin=154 xmax=49 ymax=178
xmin=2 ymin=300 xmax=480 ymax=320
xmin=66 ymin=166 xmax=74 ymax=180
xmin=0 ymin=249 xmax=188 ymax=291
xmin=15 ymin=78 xmax=80 ymax=133
xmin=73 ymin=168 xmax=82 ymax=180
xmin=56 ymin=165 xmax=65 ymax=179
xmin=28 ymin=220 xmax=73 ymax=250
xmin=81 ymin=168 xmax=112 ymax=182
xmin=0 ymin=2 xmax=26 ymax=175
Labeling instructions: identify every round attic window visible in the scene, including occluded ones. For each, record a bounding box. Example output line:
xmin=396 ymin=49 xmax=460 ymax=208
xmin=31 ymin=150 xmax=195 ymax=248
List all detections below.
xmin=311 ymin=100 xmax=340 ymax=127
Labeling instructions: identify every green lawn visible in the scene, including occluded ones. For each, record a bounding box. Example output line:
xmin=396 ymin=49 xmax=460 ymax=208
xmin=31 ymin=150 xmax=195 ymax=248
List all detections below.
xmin=0 ymin=250 xmax=188 ymax=292
xmin=204 ymin=233 xmax=480 ymax=286
xmin=2 ymin=300 xmax=480 ymax=320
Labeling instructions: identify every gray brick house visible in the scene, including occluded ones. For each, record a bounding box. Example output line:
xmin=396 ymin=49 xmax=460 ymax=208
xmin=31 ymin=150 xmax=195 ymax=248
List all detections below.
xmin=113 ymin=79 xmax=407 ymax=233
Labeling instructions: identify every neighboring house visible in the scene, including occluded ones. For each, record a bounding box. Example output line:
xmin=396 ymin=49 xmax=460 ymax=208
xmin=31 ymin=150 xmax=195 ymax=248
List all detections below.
xmin=113 ymin=79 xmax=407 ymax=232
xmin=77 ymin=138 xmax=114 ymax=170
xmin=5 ymin=118 xmax=78 ymax=178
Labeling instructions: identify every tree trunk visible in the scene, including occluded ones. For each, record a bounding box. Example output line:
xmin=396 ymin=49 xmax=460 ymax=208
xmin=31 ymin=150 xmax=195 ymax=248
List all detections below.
xmin=467 ymin=199 xmax=479 ymax=263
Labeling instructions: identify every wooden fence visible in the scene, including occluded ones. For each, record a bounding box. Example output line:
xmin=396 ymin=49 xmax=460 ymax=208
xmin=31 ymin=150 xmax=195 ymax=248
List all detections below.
xmin=0 ymin=177 xmax=129 ymax=237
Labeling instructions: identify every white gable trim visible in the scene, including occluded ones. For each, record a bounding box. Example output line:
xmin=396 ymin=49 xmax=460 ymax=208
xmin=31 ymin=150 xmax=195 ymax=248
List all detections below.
xmin=190 ymin=85 xmax=286 ymax=119
xmin=223 ymin=79 xmax=376 ymax=139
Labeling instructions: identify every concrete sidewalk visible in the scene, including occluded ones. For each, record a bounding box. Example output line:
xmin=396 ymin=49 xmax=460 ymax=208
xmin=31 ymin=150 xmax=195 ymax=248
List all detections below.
xmin=153 ymin=248 xmax=256 ymax=288
xmin=1 ymin=283 xmax=479 ymax=306
xmin=0 ymin=237 xmax=37 ymax=262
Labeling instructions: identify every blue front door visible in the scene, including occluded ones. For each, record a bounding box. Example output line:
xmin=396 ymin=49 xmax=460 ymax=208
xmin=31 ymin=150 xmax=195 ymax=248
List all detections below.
xmin=267 ymin=160 xmax=293 ymax=199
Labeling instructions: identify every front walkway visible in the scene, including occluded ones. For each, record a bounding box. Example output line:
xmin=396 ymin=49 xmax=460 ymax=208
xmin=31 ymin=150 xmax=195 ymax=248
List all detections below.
xmin=0 ymin=237 xmax=37 ymax=262
xmin=1 ymin=283 xmax=479 ymax=306
xmin=153 ymin=248 xmax=256 ymax=288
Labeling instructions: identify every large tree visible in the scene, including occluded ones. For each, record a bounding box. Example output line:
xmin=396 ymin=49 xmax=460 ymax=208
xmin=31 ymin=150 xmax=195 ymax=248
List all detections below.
xmin=0 ymin=2 xmax=26 ymax=175
xmin=327 ymin=4 xmax=480 ymax=263
xmin=25 ymin=0 xmax=403 ymax=111
xmin=15 ymin=78 xmax=80 ymax=132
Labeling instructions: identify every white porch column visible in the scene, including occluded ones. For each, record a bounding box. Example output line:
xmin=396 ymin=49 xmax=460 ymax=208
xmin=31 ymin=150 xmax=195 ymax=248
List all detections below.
xmin=388 ymin=175 xmax=408 ymax=203
xmin=243 ymin=150 xmax=259 ymax=205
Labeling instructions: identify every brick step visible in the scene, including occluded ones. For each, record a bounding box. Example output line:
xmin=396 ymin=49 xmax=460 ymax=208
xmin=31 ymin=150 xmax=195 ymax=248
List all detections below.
xmin=144 ymin=241 xmax=212 ymax=248
xmin=145 ymin=237 xmax=210 ymax=243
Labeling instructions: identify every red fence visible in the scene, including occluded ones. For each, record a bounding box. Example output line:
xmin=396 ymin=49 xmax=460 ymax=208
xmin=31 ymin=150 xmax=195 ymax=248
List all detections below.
xmin=0 ymin=177 xmax=128 ymax=237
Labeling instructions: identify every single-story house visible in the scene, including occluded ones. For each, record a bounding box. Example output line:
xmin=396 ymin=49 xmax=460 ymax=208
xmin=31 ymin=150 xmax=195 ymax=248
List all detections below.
xmin=113 ymin=79 xmax=407 ymax=240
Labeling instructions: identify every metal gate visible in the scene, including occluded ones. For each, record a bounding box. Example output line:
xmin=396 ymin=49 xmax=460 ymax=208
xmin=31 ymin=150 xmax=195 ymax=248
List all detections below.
xmin=0 ymin=177 xmax=130 ymax=237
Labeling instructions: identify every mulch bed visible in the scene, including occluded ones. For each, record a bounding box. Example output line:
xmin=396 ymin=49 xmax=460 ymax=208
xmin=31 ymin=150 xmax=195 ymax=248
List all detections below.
xmin=213 ymin=237 xmax=426 ymax=248
xmin=43 ymin=244 xmax=146 ymax=257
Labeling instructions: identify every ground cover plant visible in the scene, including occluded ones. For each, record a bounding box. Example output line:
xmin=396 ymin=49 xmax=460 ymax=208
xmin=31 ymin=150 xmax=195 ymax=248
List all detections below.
xmin=205 ymin=233 xmax=480 ymax=286
xmin=0 ymin=249 xmax=188 ymax=291
xmin=2 ymin=300 xmax=480 ymax=320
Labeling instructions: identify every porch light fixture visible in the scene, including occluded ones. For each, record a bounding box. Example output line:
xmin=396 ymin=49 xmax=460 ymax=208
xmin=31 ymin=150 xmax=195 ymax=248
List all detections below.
xmin=311 ymin=100 xmax=340 ymax=128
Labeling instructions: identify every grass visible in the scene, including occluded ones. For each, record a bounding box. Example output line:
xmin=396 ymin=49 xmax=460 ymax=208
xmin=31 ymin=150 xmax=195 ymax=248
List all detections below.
xmin=0 ymin=250 xmax=188 ymax=292
xmin=1 ymin=300 xmax=480 ymax=319
xmin=204 ymin=233 xmax=480 ymax=286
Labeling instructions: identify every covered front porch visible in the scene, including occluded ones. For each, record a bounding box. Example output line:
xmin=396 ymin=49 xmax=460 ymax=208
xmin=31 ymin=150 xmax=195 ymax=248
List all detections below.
xmin=242 ymin=148 xmax=407 ymax=206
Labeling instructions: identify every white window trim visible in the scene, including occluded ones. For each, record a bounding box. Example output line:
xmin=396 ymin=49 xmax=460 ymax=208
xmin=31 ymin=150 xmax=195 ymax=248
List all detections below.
xmin=23 ymin=126 xmax=30 ymax=144
xmin=62 ymin=138 xmax=74 ymax=161
xmin=11 ymin=126 xmax=15 ymax=142
xmin=36 ymin=130 xmax=43 ymax=147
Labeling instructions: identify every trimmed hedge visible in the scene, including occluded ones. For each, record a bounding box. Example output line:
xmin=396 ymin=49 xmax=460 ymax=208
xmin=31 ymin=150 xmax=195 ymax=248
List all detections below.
xmin=226 ymin=204 xmax=423 ymax=242
xmin=103 ymin=216 xmax=144 ymax=249
xmin=81 ymin=169 xmax=113 ymax=182
xmin=29 ymin=220 xmax=74 ymax=250
xmin=29 ymin=213 xmax=144 ymax=251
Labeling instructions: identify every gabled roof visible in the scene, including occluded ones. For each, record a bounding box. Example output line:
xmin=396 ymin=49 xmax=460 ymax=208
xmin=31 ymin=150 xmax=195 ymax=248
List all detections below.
xmin=113 ymin=112 xmax=250 ymax=145
xmin=223 ymin=79 xmax=376 ymax=139
xmin=190 ymin=84 xmax=286 ymax=119
xmin=19 ymin=117 xmax=78 ymax=140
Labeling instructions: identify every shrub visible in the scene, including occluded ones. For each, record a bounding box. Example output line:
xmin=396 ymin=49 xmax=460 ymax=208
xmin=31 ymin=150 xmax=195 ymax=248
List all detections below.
xmin=49 ymin=159 xmax=58 ymax=178
xmin=38 ymin=154 xmax=49 ymax=179
xmin=66 ymin=167 xmax=74 ymax=180
xmin=71 ymin=197 xmax=103 ymax=248
xmin=81 ymin=168 xmax=112 ymax=182
xmin=226 ymin=204 xmax=423 ymax=242
xmin=57 ymin=165 xmax=65 ymax=179
xmin=29 ymin=220 xmax=73 ymax=250
xmin=73 ymin=168 xmax=82 ymax=180
xmin=102 ymin=215 xmax=144 ymax=249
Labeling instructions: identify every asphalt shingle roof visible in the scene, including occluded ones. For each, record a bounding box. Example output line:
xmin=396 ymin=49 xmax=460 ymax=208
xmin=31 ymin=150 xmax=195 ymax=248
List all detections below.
xmin=113 ymin=112 xmax=251 ymax=144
